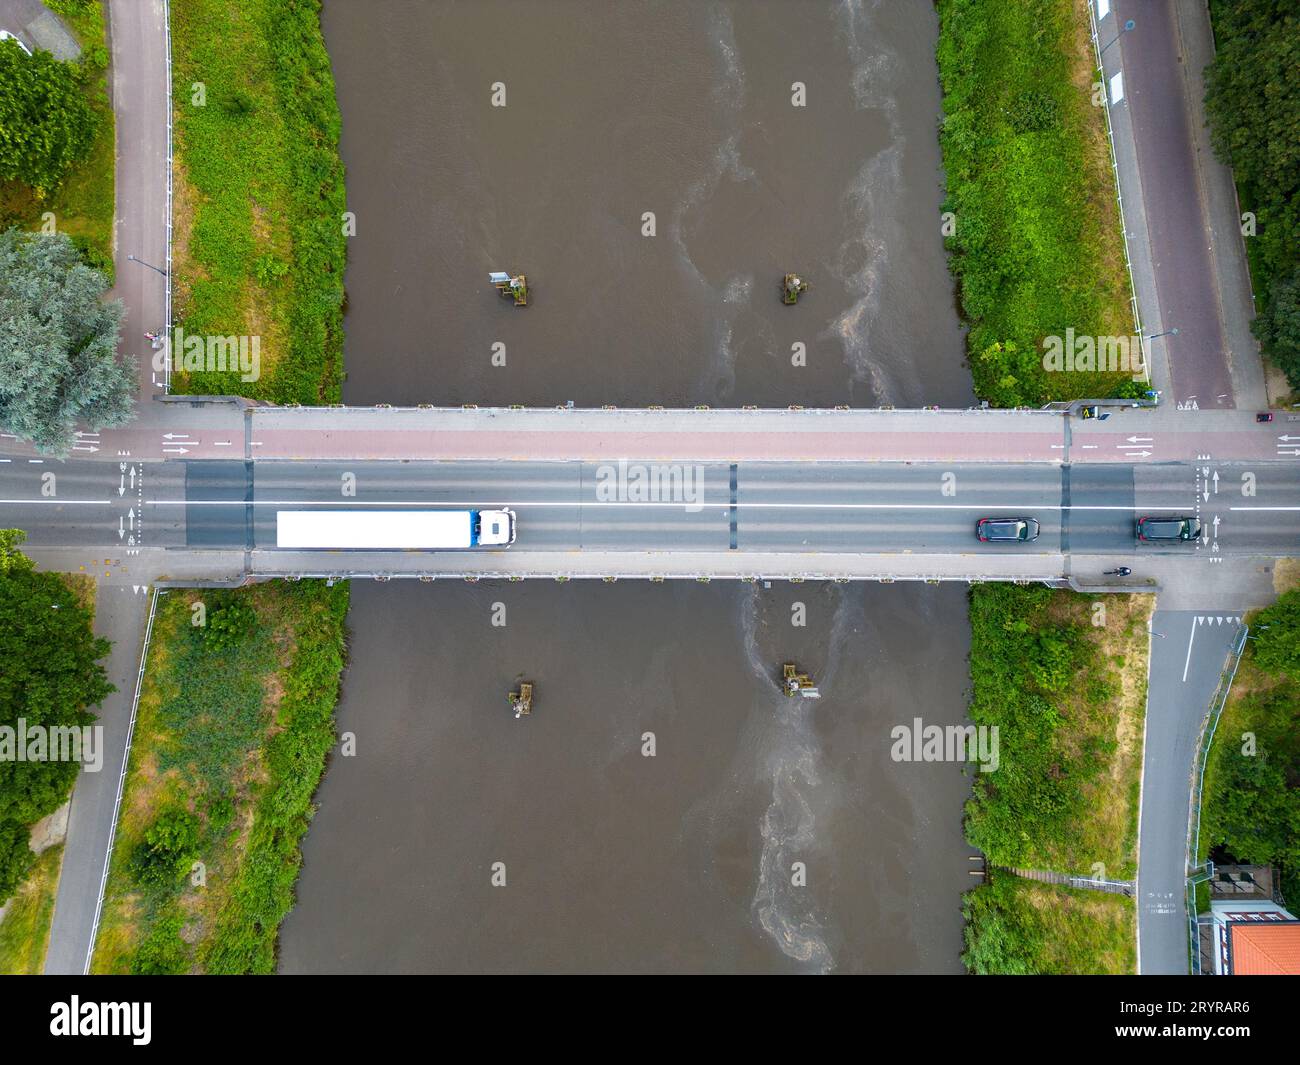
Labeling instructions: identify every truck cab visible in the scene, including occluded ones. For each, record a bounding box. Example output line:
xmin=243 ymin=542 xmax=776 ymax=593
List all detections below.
xmin=476 ymin=509 xmax=517 ymax=546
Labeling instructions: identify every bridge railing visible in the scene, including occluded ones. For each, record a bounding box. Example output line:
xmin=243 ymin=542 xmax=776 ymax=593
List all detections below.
xmin=246 ymin=403 xmax=1065 ymax=417
xmin=228 ymin=571 xmax=1070 ymax=588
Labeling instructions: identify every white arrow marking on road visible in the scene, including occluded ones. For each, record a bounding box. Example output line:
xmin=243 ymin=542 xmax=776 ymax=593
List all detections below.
xmin=129 ymin=466 xmax=137 ymax=491
xmin=1276 ymin=448 xmax=1300 ymax=457
xmin=162 ymin=447 xmax=190 ymax=455
xmin=118 ymin=474 xmax=125 ymax=497
xmin=128 ymin=509 xmax=135 ymax=531
xmin=163 ymin=433 xmax=192 ymax=440
xmin=1120 ymin=450 xmax=1151 ymax=458
xmin=71 ymin=445 xmax=99 ymax=453
xmin=118 ymin=517 xmax=124 ymax=540
xmin=1212 ymin=471 xmax=1218 ymax=494
xmin=1278 ymin=435 xmax=1300 ymax=442
xmin=1126 ymin=436 xmax=1152 ymax=444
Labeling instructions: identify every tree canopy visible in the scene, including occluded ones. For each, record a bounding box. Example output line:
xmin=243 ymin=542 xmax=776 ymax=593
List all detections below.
xmin=0 ymin=37 xmax=98 ymax=195
xmin=1205 ymin=0 xmax=1300 ymax=386
xmin=0 ymin=531 xmax=112 ymax=828
xmin=0 ymin=228 xmax=133 ymax=453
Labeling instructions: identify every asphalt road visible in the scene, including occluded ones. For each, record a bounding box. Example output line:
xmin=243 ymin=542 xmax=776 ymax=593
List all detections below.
xmin=3 ymin=457 xmax=1296 ymax=567
xmin=1106 ymin=0 xmax=1245 ymax=409
xmin=1137 ymin=610 xmax=1244 ymax=974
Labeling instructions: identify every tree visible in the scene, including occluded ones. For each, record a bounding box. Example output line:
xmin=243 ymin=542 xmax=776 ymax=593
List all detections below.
xmin=0 ymin=530 xmax=113 ymax=825
xmin=0 ymin=229 xmax=133 ymax=454
xmin=1252 ymin=267 xmax=1300 ymax=388
xmin=1253 ymin=588 xmax=1300 ymax=675
xmin=0 ymin=38 xmax=98 ymax=195
xmin=1204 ymin=0 xmax=1300 ymax=386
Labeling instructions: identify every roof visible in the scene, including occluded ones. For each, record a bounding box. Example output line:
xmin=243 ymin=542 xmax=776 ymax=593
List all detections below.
xmin=1228 ymin=921 xmax=1300 ymax=974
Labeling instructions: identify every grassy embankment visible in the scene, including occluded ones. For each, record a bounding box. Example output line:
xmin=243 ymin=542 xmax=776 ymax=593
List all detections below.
xmin=961 ymin=585 xmax=1153 ymax=974
xmin=937 ymin=0 xmax=1142 ymax=405
xmin=0 ymin=0 xmax=114 ymax=275
xmin=93 ymin=581 xmax=348 ymax=974
xmin=1196 ymin=573 xmax=1300 ymax=909
xmin=0 ymin=571 xmax=97 ymax=975
xmin=963 ymin=872 xmax=1137 ymax=975
xmin=168 ymin=0 xmax=346 ymax=399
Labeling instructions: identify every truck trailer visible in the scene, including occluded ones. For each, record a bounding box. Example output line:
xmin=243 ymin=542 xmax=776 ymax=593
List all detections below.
xmin=275 ymin=509 xmax=516 ymax=549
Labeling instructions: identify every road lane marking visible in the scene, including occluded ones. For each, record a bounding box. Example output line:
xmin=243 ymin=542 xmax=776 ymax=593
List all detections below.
xmin=1183 ymin=618 xmax=1200 ymax=683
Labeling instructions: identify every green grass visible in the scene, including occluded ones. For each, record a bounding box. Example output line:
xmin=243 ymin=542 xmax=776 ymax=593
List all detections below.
xmin=937 ymin=0 xmax=1142 ymax=405
xmin=93 ymin=580 xmax=349 ymax=974
xmin=168 ymin=0 xmax=346 ymax=401
xmin=0 ymin=1 xmax=114 ymax=277
xmin=0 ymin=843 xmax=63 ymax=974
xmin=963 ymin=871 xmax=1136 ymax=974
xmin=965 ymin=585 xmax=1151 ymax=879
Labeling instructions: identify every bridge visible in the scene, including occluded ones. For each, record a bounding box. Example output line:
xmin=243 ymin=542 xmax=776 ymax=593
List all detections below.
xmin=3 ymin=402 xmax=1296 ymax=585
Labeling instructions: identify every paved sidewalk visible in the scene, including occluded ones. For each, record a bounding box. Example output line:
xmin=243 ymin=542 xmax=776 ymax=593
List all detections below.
xmin=43 ymin=586 xmax=150 ymax=973
xmin=0 ymin=0 xmax=81 ymax=59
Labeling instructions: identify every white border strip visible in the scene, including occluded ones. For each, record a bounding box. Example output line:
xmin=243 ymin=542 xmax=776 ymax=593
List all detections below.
xmin=163 ymin=0 xmax=173 ymax=393
xmin=83 ymin=586 xmax=162 ymax=974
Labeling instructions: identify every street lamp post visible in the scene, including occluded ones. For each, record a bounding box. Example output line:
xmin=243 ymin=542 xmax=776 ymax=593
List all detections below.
xmin=127 ymin=254 xmax=168 ymax=278
xmin=1100 ymin=19 xmax=1136 ymax=58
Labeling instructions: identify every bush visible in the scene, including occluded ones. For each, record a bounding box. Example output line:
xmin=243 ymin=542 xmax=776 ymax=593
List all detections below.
xmin=0 ymin=818 xmax=35 ymax=905
xmin=203 ymin=601 xmax=257 ymax=651
xmin=0 ymin=39 xmax=98 ymax=195
xmin=130 ymin=808 xmax=200 ymax=888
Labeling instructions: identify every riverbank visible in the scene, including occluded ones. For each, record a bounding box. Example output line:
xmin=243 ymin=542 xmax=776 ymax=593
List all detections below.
xmin=92 ymin=581 xmax=348 ymax=974
xmin=168 ymin=0 xmax=345 ymax=400
xmin=936 ymin=0 xmax=1140 ymax=405
xmin=963 ymin=871 xmax=1136 ymax=974
xmin=960 ymin=585 xmax=1150 ymax=974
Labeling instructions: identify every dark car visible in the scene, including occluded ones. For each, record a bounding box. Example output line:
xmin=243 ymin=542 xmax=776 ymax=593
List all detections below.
xmin=976 ymin=517 xmax=1040 ymax=542
xmin=1136 ymin=516 xmax=1202 ymax=542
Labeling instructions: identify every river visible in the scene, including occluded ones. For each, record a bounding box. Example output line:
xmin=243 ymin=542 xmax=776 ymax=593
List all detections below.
xmin=279 ymin=0 xmax=974 ymax=973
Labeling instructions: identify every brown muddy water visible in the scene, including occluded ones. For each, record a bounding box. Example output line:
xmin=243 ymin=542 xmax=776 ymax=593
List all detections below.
xmin=279 ymin=0 xmax=975 ymax=973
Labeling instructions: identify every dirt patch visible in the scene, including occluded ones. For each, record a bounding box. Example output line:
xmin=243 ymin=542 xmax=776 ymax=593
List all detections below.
xmin=169 ymin=155 xmax=205 ymax=323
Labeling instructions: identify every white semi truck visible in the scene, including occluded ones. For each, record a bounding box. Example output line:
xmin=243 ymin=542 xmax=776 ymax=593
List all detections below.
xmin=275 ymin=509 xmax=516 ymax=549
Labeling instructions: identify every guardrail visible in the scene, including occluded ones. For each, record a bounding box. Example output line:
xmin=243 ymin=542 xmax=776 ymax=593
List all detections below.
xmin=1184 ymin=622 xmax=1248 ymax=974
